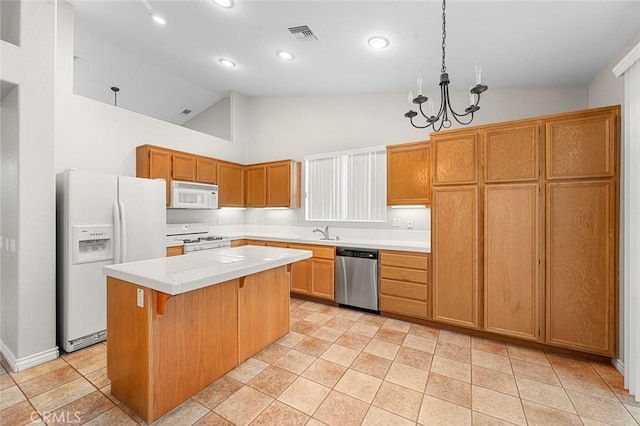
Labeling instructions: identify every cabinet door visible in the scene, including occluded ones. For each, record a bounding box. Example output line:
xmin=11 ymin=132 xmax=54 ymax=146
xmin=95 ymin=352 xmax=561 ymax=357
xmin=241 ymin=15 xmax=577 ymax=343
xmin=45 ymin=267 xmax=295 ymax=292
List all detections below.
xmin=245 ymin=165 xmax=267 ymax=207
xmin=165 ymin=246 xmax=183 ymax=257
xmin=196 ymin=157 xmax=217 ymax=184
xmin=267 ymin=162 xmax=293 ymax=207
xmin=148 ymin=149 xmax=172 ymax=206
xmin=432 ymin=186 xmax=479 ymax=328
xmin=290 ymin=258 xmax=311 ymax=294
xmin=484 ymin=184 xmax=540 ymax=341
xmin=217 ymin=162 xmax=245 ymax=207
xmin=172 ymin=153 xmax=196 ymax=181
xmin=546 ymin=180 xmax=615 ymax=355
xmin=311 ymin=258 xmax=334 ymax=300
xmin=484 ymin=123 xmax=539 ymax=182
xmin=546 ymin=111 xmax=617 ymax=180
xmin=433 ymin=132 xmax=479 ymax=185
xmin=386 ymin=142 xmax=431 ymax=205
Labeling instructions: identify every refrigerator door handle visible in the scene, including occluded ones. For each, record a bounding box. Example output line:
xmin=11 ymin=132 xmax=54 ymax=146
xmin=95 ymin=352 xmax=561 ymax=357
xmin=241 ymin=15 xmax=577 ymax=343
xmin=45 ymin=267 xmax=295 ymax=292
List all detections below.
xmin=119 ymin=201 xmax=128 ymax=263
xmin=113 ymin=201 xmax=122 ymax=263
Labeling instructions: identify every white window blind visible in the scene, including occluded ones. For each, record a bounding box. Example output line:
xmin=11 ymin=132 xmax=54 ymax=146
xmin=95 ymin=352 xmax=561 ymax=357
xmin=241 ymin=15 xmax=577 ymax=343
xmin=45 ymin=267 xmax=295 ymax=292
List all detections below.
xmin=305 ymin=147 xmax=386 ymax=222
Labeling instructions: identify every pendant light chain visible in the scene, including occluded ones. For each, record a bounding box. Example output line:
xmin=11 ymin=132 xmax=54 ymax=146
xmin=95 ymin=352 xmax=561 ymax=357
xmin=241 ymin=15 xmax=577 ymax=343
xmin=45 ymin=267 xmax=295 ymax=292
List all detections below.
xmin=441 ymin=0 xmax=447 ymax=74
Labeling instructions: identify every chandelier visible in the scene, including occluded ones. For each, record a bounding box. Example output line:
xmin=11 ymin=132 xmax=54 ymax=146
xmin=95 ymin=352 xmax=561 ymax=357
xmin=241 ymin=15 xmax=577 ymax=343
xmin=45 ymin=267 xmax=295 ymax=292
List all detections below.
xmin=404 ymin=0 xmax=488 ymax=131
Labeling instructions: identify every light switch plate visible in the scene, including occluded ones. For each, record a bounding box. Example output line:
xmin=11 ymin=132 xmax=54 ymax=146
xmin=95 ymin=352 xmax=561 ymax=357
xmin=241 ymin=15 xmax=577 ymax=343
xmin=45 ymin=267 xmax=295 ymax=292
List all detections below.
xmin=392 ymin=217 xmax=400 ymax=227
xmin=137 ymin=288 xmax=144 ymax=307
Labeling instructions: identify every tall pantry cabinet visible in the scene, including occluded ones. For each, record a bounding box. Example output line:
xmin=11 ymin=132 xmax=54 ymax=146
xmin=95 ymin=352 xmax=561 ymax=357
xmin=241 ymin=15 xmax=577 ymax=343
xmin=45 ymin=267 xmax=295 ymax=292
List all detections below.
xmin=430 ymin=106 xmax=619 ymax=356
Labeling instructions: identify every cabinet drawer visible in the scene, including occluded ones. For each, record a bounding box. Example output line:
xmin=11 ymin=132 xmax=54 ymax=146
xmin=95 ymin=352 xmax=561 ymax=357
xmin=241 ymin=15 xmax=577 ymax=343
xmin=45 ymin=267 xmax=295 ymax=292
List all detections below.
xmin=380 ymin=295 xmax=428 ymax=319
xmin=166 ymin=246 xmax=183 ymax=257
xmin=288 ymin=243 xmax=335 ymax=260
xmin=380 ymin=251 xmax=428 ymax=270
xmin=380 ymin=265 xmax=427 ymax=284
xmin=380 ymin=279 xmax=427 ymax=301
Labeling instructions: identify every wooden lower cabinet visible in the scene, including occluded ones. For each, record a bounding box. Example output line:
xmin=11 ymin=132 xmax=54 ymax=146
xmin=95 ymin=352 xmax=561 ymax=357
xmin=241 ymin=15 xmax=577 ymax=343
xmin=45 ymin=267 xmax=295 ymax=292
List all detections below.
xmin=230 ymin=239 xmax=246 ymax=247
xmin=166 ymin=246 xmax=183 ymax=257
xmin=245 ymin=240 xmax=266 ymax=246
xmin=288 ymin=244 xmax=335 ymax=301
xmin=379 ymin=251 xmax=429 ymax=320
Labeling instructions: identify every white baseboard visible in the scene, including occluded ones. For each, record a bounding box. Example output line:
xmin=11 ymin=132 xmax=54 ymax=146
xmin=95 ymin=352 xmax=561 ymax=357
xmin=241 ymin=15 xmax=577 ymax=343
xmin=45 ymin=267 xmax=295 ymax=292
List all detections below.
xmin=0 ymin=340 xmax=59 ymax=373
xmin=612 ymin=358 xmax=625 ymax=375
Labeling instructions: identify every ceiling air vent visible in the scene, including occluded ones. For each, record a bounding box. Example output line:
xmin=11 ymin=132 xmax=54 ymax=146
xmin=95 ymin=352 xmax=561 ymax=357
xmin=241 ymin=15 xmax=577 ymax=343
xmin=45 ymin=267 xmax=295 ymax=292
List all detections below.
xmin=180 ymin=109 xmax=192 ymax=116
xmin=288 ymin=25 xmax=318 ymax=41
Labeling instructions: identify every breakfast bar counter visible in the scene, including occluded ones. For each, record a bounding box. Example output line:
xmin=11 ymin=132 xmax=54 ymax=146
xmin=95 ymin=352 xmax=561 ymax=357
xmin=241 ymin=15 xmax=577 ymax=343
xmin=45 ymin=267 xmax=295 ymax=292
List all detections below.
xmin=103 ymin=246 xmax=312 ymax=424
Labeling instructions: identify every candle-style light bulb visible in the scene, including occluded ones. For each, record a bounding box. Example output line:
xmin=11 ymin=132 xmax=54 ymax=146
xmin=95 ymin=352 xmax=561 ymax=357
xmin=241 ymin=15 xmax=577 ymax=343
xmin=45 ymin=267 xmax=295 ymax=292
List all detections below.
xmin=428 ymin=99 xmax=435 ymax=117
xmin=408 ymin=91 xmax=414 ymax=105
xmin=469 ymin=86 xmax=475 ymax=105
xmin=475 ymin=62 xmax=482 ymax=85
xmin=417 ymin=73 xmax=423 ymax=96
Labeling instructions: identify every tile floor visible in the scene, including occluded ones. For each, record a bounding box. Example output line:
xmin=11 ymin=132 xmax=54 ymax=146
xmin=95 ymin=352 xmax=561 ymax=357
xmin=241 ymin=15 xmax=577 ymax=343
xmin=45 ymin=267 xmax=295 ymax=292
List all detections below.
xmin=1 ymin=297 xmax=639 ymax=425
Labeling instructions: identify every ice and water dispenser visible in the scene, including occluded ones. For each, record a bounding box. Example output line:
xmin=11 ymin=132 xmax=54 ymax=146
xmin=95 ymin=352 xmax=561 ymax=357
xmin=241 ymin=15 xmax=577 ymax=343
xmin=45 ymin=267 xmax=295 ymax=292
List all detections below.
xmin=71 ymin=225 xmax=113 ymax=264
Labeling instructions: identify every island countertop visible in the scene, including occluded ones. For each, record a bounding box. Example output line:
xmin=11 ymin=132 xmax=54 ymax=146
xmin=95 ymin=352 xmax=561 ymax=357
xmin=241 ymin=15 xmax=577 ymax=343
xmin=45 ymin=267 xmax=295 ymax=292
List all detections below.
xmin=103 ymin=245 xmax=312 ymax=295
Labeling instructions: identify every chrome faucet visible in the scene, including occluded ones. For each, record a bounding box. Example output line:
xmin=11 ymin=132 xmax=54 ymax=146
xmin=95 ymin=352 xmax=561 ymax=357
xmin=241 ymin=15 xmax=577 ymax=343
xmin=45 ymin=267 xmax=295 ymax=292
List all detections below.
xmin=313 ymin=226 xmax=331 ymax=240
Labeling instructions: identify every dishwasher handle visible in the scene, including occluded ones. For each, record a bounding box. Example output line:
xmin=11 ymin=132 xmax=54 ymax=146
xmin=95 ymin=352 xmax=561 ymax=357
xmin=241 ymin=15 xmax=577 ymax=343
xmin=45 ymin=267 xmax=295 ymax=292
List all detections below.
xmin=336 ymin=247 xmax=378 ymax=259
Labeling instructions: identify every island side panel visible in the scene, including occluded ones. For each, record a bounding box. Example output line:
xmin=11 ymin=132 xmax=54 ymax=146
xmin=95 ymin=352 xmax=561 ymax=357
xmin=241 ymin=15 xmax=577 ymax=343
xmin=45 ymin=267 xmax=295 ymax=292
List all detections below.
xmin=238 ymin=266 xmax=290 ymax=362
xmin=106 ymin=277 xmax=152 ymax=423
xmin=150 ymin=280 xmax=239 ymax=422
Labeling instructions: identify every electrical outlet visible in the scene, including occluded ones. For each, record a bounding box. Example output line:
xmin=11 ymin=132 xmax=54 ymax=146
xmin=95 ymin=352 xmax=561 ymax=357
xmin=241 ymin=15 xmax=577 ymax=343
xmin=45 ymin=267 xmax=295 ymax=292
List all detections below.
xmin=407 ymin=218 xmax=414 ymax=229
xmin=9 ymin=238 xmax=15 ymax=252
xmin=137 ymin=288 xmax=144 ymax=308
xmin=392 ymin=217 xmax=400 ymax=227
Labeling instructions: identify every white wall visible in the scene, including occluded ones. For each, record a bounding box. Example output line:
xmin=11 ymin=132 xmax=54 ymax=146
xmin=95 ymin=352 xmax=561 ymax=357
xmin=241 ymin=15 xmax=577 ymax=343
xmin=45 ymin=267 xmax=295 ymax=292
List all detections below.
xmin=0 ymin=0 xmax=21 ymax=46
xmin=182 ymin=96 xmax=231 ymax=141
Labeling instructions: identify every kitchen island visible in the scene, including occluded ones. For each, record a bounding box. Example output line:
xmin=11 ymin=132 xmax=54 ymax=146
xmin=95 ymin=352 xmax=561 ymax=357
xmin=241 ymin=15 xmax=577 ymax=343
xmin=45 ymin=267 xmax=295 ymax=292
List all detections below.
xmin=103 ymin=245 xmax=312 ymax=424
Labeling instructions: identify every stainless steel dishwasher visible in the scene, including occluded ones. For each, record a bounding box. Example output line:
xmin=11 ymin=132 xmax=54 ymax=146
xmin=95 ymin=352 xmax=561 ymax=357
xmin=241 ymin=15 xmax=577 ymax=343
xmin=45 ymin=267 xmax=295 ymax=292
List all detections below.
xmin=335 ymin=247 xmax=379 ymax=312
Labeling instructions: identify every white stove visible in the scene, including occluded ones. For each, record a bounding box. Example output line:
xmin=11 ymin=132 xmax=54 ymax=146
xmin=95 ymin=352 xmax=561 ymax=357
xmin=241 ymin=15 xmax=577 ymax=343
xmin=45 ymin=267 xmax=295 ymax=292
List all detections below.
xmin=166 ymin=223 xmax=231 ymax=254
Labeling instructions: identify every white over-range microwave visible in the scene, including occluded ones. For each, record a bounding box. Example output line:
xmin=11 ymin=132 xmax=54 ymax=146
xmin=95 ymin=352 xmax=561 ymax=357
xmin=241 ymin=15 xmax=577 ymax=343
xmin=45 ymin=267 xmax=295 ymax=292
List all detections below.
xmin=169 ymin=181 xmax=218 ymax=209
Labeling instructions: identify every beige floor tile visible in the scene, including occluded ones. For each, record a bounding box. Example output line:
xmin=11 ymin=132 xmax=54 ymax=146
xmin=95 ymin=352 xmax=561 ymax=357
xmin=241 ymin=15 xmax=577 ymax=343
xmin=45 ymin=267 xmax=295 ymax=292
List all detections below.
xmin=316 ymin=305 xmax=340 ymax=316
xmin=418 ymin=394 xmax=471 ymax=425
xmin=253 ymin=343 xmax=290 ymax=364
xmin=46 ymin=390 xmax=114 ymax=425
xmin=311 ymin=326 xmax=344 ymax=343
xmin=248 ymin=366 xmax=298 ymax=398
xmin=386 ymin=362 xmax=429 ymax=392
xmin=579 ymin=417 xmax=613 ymax=425
xmin=408 ymin=324 xmax=440 ymax=340
xmin=425 ymin=373 xmax=471 ymax=408
xmin=336 ymin=309 xmax=363 ymax=321
xmin=81 ymin=406 xmax=137 ymax=426
xmin=566 ymin=388 xmax=637 ymax=425
xmin=438 ymin=330 xmax=471 ymax=348
xmin=302 ymin=359 xmax=347 ymax=388
xmin=291 ymin=320 xmax=322 ymax=336
xmin=320 ymin=344 xmax=360 ymax=368
xmin=193 ymin=411 xmax=234 ymax=425
xmin=274 ymin=349 xmax=316 ymax=375
xmin=351 ymin=352 xmax=392 ymax=379
xmin=252 ymin=400 xmax=309 ymax=425
xmin=403 ymin=334 xmax=437 ymax=354
xmin=373 ymin=328 xmax=407 ymax=345
xmin=348 ymin=322 xmax=380 ymax=338
xmin=335 ymin=333 xmax=371 ymax=351
xmin=277 ymin=377 xmax=330 ymax=416
xmin=0 ymin=370 xmax=15 ymax=391
xmin=99 ymin=384 xmax=144 ymax=424
xmin=395 ymin=346 xmax=433 ymax=370
xmin=69 ymin=352 xmax=107 ymax=376
xmin=276 ymin=332 xmax=307 ymax=348
xmin=299 ymin=301 xmax=323 ymax=312
xmin=0 ymin=400 xmax=38 ymax=425
xmin=381 ymin=318 xmax=412 ymax=333
xmin=359 ymin=314 xmax=387 ymax=327
xmin=515 ymin=376 xmax=575 ymax=413
xmin=521 ymin=400 xmax=582 ymax=426
xmin=506 ymin=344 xmax=549 ymax=366
xmin=295 ymin=336 xmax=331 ymax=357
xmin=214 ymin=386 xmax=273 ymax=426
xmin=435 ymin=342 xmax=471 ymax=363
xmin=362 ymin=405 xmax=415 ymax=426
xmin=510 ymin=357 xmax=561 ymax=386
xmin=372 ymin=381 xmax=422 ymax=421
xmin=29 ymin=377 xmax=94 ymax=413
xmin=626 ymin=404 xmax=640 ymax=422
xmin=546 ymin=352 xmax=592 ymax=370
xmin=363 ymin=339 xmax=400 ymax=361
xmin=290 ymin=307 xmax=314 ymax=320
xmin=334 ymin=369 xmax=382 ymax=403
xmin=471 ymin=349 xmax=512 ymax=374
xmin=227 ymin=358 xmax=269 ymax=384
xmin=472 ymin=385 xmax=526 ymax=425
xmin=324 ymin=316 xmax=355 ymax=331
xmin=471 ymin=411 xmax=516 ymax=425
xmin=554 ymin=365 xmax=618 ymax=400
xmin=471 ymin=337 xmax=508 ymax=357
xmin=305 ymin=312 xmax=333 ymax=325
xmin=83 ymin=367 xmax=110 ymax=390
xmin=62 ymin=344 xmax=105 ymax=364
xmin=8 ymin=358 xmax=67 ymax=384
xmin=17 ymin=365 xmax=80 ymax=399
xmin=313 ymin=390 xmax=369 ymax=426
xmin=430 ymin=355 xmax=470 ymax=383
xmin=471 ymin=365 xmax=518 ymax=397
xmin=192 ymin=376 xmax=244 ymax=410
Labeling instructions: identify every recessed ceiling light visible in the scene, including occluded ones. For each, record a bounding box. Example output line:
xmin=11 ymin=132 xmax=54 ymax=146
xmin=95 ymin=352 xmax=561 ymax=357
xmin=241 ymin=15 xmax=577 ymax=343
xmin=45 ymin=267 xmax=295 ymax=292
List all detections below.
xmin=276 ymin=50 xmax=295 ymax=61
xmin=367 ymin=36 xmax=389 ymax=50
xmin=150 ymin=14 xmax=166 ymax=25
xmin=219 ymin=58 xmax=236 ymax=68
xmin=213 ymin=0 xmax=234 ymax=8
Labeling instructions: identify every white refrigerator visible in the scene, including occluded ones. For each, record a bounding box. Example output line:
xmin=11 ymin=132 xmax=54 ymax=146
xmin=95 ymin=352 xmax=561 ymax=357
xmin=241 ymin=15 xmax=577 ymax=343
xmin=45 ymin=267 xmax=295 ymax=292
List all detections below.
xmin=56 ymin=170 xmax=166 ymax=352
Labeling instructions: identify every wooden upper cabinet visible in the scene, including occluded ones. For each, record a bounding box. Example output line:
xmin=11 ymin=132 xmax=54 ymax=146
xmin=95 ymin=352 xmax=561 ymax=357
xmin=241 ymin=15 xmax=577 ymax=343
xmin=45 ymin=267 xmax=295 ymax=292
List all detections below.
xmin=136 ymin=146 xmax=172 ymax=206
xmin=545 ymin=180 xmax=616 ymax=356
xmin=433 ymin=131 xmax=479 ymax=185
xmin=172 ymin=153 xmax=196 ymax=181
xmin=386 ymin=141 xmax=431 ymax=206
xmin=546 ymin=108 xmax=618 ymax=180
xmin=267 ymin=161 xmax=301 ymax=208
xmin=245 ymin=165 xmax=267 ymax=207
xmin=217 ymin=161 xmax=245 ymax=207
xmin=196 ymin=157 xmax=217 ymax=184
xmin=484 ymin=123 xmax=540 ymax=182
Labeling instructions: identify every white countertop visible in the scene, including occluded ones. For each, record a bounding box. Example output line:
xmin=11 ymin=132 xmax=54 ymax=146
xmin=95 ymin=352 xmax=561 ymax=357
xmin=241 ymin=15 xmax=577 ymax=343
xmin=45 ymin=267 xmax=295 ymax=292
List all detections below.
xmin=104 ymin=246 xmax=312 ymax=295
